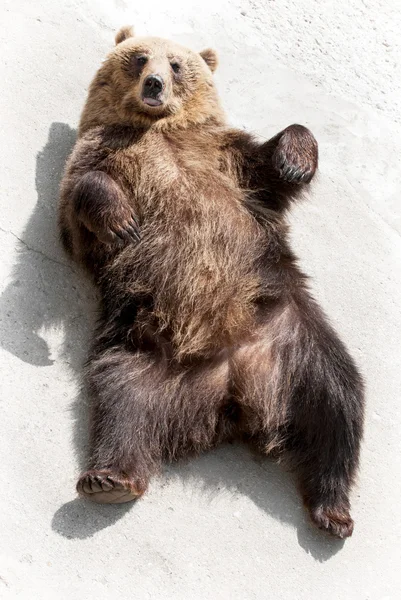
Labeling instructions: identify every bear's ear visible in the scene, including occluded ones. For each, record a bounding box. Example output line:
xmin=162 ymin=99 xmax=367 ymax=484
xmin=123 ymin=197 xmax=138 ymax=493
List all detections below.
xmin=115 ymin=26 xmax=135 ymax=45
xmin=200 ymin=48 xmax=218 ymax=73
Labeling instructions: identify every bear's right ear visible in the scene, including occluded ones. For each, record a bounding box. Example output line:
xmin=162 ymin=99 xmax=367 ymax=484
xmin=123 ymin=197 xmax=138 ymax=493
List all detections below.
xmin=115 ymin=26 xmax=135 ymax=45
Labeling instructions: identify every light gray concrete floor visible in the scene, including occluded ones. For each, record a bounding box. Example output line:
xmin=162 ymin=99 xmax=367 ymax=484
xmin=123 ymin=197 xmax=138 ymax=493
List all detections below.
xmin=1 ymin=1 xmax=400 ymax=598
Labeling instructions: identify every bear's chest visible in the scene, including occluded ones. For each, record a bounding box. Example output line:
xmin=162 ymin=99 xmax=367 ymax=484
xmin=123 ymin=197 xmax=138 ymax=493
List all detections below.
xmin=117 ymin=132 xmax=230 ymax=200
xmin=106 ymin=130 xmax=255 ymax=244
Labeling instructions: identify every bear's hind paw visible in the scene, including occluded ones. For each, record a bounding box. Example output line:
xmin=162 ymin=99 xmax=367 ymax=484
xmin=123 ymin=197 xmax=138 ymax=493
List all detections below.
xmin=76 ymin=469 xmax=144 ymax=504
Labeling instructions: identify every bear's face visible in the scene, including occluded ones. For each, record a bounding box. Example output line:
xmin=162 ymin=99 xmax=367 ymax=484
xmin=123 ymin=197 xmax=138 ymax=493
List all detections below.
xmin=81 ymin=26 xmax=224 ymax=132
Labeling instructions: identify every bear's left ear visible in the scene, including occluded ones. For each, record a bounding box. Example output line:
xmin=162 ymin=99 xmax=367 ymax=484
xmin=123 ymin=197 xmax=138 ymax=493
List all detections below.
xmin=115 ymin=25 xmax=135 ymax=45
xmin=200 ymin=48 xmax=218 ymax=73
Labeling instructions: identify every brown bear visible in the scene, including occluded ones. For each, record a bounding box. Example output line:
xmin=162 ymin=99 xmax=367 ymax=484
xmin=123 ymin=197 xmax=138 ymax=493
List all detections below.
xmin=59 ymin=26 xmax=364 ymax=539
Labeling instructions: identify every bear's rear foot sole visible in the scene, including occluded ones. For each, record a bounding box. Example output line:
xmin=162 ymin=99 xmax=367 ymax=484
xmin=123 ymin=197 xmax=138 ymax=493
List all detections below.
xmin=77 ymin=469 xmax=144 ymax=504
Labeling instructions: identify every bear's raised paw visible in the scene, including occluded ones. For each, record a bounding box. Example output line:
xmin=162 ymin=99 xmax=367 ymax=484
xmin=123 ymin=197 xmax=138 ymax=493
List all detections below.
xmin=273 ymin=124 xmax=318 ymax=184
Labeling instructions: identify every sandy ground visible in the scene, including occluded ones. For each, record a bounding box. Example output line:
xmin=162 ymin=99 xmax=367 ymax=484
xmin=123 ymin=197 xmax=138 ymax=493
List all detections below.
xmin=0 ymin=1 xmax=400 ymax=598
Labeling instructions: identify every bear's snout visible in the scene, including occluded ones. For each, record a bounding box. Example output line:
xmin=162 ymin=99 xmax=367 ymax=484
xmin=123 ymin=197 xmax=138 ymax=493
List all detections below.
xmin=142 ymin=74 xmax=164 ymax=106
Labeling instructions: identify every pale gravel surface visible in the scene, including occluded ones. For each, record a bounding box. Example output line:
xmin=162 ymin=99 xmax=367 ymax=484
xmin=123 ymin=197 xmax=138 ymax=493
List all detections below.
xmin=0 ymin=1 xmax=400 ymax=599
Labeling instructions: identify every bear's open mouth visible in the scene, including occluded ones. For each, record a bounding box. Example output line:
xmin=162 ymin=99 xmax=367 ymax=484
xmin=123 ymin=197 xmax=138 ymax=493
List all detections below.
xmin=142 ymin=97 xmax=163 ymax=107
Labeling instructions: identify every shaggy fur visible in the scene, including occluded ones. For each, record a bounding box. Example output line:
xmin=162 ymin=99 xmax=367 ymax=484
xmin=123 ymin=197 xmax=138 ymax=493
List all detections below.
xmin=59 ymin=27 xmax=364 ymax=537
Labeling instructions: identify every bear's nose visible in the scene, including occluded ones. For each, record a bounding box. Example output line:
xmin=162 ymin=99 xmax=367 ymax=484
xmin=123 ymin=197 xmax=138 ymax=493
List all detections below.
xmin=143 ymin=74 xmax=164 ymax=97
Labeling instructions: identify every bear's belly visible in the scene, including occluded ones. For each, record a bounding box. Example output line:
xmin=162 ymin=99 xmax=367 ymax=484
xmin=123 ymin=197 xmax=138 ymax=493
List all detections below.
xmin=112 ymin=176 xmax=266 ymax=357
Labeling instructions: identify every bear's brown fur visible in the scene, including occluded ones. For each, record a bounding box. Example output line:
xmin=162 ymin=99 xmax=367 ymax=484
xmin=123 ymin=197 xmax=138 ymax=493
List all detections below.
xmin=59 ymin=27 xmax=364 ymax=537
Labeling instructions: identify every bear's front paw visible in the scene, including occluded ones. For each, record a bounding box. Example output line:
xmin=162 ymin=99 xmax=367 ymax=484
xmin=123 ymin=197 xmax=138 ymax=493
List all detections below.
xmin=273 ymin=124 xmax=318 ymax=184
xmin=73 ymin=170 xmax=141 ymax=247
xmin=96 ymin=210 xmax=141 ymax=247
xmin=79 ymin=203 xmax=141 ymax=247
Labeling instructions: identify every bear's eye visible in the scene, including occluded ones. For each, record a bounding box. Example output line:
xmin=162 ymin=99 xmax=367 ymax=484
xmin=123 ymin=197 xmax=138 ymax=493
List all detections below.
xmin=135 ymin=55 xmax=148 ymax=67
xmin=170 ymin=62 xmax=181 ymax=74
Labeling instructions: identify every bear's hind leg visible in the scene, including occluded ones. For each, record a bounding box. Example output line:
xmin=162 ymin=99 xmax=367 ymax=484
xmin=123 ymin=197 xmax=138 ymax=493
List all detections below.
xmin=77 ymin=346 xmax=166 ymax=504
xmin=281 ymin=302 xmax=364 ymax=538
xmin=77 ymin=333 xmax=230 ymax=504
xmin=231 ymin=299 xmax=364 ymax=538
xmin=286 ymin=342 xmax=364 ymax=539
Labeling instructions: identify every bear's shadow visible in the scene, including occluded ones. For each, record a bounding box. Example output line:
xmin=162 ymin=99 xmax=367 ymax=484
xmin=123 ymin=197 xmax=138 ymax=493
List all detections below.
xmin=3 ymin=122 xmax=343 ymax=561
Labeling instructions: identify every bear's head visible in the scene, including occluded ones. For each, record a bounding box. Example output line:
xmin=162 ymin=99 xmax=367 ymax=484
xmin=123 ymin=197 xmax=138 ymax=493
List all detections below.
xmin=79 ymin=26 xmax=224 ymax=134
